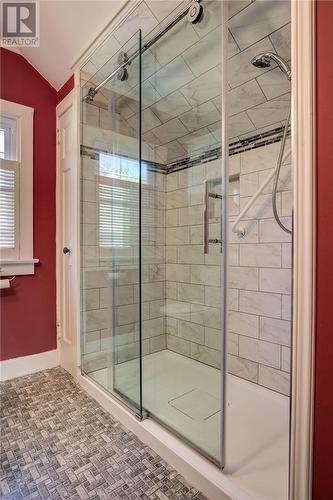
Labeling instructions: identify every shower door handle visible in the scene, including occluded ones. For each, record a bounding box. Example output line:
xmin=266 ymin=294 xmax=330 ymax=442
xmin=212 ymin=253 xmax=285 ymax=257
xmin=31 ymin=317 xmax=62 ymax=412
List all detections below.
xmin=203 ymin=179 xmax=223 ymax=254
xmin=203 ymin=180 xmax=209 ymax=254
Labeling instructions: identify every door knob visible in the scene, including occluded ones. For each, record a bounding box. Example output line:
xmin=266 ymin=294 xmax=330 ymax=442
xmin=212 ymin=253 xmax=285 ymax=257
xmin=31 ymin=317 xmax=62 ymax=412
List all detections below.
xmin=63 ymin=247 xmax=70 ymax=255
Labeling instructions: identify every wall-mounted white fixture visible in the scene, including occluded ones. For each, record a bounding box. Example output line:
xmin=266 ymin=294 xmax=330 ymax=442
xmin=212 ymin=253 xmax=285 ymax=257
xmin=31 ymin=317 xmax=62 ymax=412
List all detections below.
xmin=0 ymin=277 xmax=15 ymax=289
xmin=232 ymin=149 xmax=291 ymax=237
xmin=0 ymin=259 xmax=39 ymax=276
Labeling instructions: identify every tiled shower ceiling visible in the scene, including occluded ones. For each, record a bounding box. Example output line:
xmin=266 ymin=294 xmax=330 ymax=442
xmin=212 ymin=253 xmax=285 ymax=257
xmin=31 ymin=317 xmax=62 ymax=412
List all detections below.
xmin=81 ymin=0 xmax=291 ymax=165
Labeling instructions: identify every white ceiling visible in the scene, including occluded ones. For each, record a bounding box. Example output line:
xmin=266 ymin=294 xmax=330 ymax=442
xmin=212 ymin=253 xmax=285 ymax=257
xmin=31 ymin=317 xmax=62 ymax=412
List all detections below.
xmin=18 ymin=0 xmax=126 ymax=90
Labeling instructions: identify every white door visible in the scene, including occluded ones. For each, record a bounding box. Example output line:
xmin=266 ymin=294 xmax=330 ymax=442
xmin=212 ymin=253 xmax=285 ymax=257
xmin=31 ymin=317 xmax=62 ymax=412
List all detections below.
xmin=57 ymin=91 xmax=78 ymax=376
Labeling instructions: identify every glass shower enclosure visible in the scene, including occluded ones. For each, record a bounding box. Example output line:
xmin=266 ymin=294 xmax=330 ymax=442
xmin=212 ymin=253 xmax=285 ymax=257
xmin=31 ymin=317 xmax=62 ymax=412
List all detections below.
xmin=80 ymin=3 xmax=226 ymax=466
xmin=79 ymin=4 xmax=293 ymax=490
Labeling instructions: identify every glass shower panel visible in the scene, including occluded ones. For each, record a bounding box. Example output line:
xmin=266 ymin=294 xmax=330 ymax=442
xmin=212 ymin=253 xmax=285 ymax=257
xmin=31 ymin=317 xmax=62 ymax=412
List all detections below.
xmin=80 ymin=31 xmax=143 ymax=415
xmin=225 ymin=1 xmax=292 ymax=497
xmin=140 ymin=2 xmax=225 ymax=464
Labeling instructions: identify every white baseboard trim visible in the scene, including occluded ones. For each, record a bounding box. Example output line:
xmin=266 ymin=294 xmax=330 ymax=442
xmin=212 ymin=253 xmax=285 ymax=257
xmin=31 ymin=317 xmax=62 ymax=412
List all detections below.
xmin=77 ymin=371 xmax=253 ymax=500
xmin=0 ymin=349 xmax=59 ymax=381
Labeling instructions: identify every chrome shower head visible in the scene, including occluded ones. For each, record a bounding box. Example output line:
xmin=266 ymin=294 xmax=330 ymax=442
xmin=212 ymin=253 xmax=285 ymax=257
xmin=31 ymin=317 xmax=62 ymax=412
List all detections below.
xmin=252 ymin=54 xmax=271 ymax=68
xmin=251 ymin=52 xmax=291 ymax=81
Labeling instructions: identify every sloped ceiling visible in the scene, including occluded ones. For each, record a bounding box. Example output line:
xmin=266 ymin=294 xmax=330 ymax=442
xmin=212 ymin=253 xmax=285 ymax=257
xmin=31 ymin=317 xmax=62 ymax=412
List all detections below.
xmin=81 ymin=0 xmax=291 ymax=165
xmin=18 ymin=0 xmax=126 ymax=90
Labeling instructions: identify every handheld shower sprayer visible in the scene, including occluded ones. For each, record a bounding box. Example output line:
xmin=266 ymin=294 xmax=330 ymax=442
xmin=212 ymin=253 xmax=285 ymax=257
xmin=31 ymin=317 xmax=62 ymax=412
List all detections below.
xmin=251 ymin=52 xmax=291 ymax=81
xmin=251 ymin=52 xmax=292 ymax=235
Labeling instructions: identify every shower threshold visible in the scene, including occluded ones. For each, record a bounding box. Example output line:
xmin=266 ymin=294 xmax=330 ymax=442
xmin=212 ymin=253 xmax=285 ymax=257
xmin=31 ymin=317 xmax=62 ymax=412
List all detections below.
xmin=81 ymin=350 xmax=289 ymax=500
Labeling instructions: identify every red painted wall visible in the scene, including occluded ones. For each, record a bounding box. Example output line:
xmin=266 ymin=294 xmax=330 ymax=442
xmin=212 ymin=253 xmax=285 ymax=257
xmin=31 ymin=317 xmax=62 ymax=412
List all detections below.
xmin=0 ymin=48 xmax=58 ymax=360
xmin=1 ymin=8 xmax=333 ymax=491
xmin=57 ymin=75 xmax=75 ymax=105
xmin=313 ymin=0 xmax=333 ymax=496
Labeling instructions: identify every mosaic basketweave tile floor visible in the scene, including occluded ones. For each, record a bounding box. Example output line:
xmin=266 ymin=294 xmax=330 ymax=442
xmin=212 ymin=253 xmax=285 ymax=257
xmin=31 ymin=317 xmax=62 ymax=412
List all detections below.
xmin=0 ymin=368 xmax=207 ymax=500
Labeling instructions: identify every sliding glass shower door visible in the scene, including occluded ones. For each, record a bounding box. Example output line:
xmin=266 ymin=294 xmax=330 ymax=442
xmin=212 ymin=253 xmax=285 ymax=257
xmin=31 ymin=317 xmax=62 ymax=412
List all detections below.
xmin=80 ymin=31 xmax=144 ymax=417
xmin=140 ymin=3 xmax=226 ymax=464
xmin=80 ymin=1 xmax=228 ymax=466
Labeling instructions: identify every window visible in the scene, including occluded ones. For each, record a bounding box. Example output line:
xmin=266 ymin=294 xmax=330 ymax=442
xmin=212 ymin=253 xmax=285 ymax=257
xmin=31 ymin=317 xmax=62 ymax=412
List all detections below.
xmin=99 ymin=177 xmax=140 ymax=249
xmin=98 ymin=153 xmax=152 ymax=249
xmin=0 ymin=115 xmax=18 ymax=257
xmin=0 ymin=99 xmax=37 ymax=276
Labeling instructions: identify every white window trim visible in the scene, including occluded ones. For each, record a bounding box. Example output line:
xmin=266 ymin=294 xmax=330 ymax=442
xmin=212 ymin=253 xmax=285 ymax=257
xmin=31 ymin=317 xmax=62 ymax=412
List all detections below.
xmin=0 ymin=99 xmax=38 ymax=276
xmin=0 ymin=115 xmax=18 ymax=160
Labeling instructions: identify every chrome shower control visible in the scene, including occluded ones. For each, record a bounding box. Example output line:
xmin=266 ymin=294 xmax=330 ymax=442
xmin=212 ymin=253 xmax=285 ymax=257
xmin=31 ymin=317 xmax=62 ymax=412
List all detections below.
xmin=117 ymin=52 xmax=130 ymax=81
xmin=187 ymin=1 xmax=203 ymax=24
xmin=117 ymin=67 xmax=128 ymax=81
xmin=117 ymin=51 xmax=129 ymax=65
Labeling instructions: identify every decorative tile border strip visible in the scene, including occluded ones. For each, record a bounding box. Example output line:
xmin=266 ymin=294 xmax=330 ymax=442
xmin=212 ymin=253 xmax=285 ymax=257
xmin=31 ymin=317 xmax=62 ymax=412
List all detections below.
xmin=80 ymin=145 xmax=168 ymax=174
xmin=81 ymin=125 xmax=290 ymax=175
xmin=167 ymin=126 xmax=289 ymax=173
xmin=229 ymin=126 xmax=290 ymax=156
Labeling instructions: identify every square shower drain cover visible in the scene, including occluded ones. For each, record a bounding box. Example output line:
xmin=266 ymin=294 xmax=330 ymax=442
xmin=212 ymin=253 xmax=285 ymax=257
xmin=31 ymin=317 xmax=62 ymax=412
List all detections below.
xmin=169 ymin=389 xmax=220 ymax=421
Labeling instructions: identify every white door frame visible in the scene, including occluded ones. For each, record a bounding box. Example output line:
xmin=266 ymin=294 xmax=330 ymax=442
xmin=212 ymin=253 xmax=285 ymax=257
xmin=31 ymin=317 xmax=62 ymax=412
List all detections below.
xmin=290 ymin=0 xmax=316 ymax=498
xmin=69 ymin=0 xmax=317 ymax=497
xmin=56 ymin=87 xmax=80 ymax=377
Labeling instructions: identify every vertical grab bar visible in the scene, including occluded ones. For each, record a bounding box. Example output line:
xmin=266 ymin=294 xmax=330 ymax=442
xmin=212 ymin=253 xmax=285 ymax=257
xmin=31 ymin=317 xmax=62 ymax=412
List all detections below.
xmin=203 ymin=180 xmax=209 ymax=254
xmin=204 ymin=179 xmax=223 ymax=254
xmin=219 ymin=188 xmax=223 ymax=254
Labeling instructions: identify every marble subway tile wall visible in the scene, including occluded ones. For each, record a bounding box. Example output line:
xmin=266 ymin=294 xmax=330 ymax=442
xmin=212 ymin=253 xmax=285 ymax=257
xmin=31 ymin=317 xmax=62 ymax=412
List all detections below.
xmin=165 ymin=159 xmax=223 ymax=370
xmin=79 ymin=0 xmax=292 ymax=394
xmin=165 ymin=141 xmax=292 ymax=396
xmin=80 ymin=105 xmax=167 ymax=372
xmin=141 ymin=166 xmax=167 ymax=359
xmin=228 ymin=141 xmax=292 ymax=395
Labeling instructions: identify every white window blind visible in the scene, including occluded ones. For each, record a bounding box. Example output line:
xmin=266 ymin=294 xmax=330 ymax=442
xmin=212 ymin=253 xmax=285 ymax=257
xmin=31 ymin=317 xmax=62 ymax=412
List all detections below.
xmin=0 ymin=160 xmax=19 ymax=257
xmin=99 ymin=176 xmax=153 ymax=249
